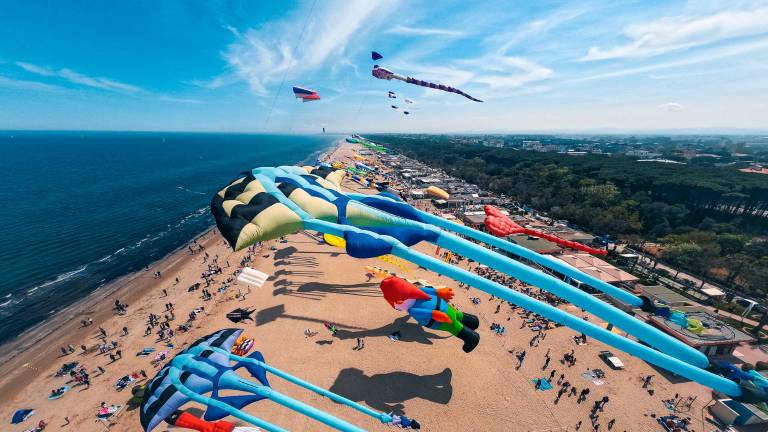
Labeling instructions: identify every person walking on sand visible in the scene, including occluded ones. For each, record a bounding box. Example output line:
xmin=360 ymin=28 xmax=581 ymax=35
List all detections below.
xmin=122 ymin=326 xmax=129 ymax=336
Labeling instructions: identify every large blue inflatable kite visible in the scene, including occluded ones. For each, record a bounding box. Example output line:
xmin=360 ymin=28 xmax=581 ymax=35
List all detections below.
xmin=140 ymin=329 xmax=416 ymax=432
xmin=202 ymin=162 xmax=766 ymax=429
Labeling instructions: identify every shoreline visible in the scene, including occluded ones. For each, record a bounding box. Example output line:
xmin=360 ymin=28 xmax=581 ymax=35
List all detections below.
xmin=0 ymin=138 xmax=342 ymax=388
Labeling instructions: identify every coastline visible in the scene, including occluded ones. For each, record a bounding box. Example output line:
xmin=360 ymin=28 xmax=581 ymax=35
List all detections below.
xmin=0 ymin=138 xmax=342 ymax=393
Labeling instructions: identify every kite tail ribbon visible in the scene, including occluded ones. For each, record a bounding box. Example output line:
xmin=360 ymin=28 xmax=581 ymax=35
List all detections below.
xmin=405 ymin=76 xmax=483 ymax=102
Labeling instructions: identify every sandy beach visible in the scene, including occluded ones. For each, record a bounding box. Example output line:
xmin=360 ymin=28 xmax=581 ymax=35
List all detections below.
xmin=0 ymin=141 xmax=744 ymax=432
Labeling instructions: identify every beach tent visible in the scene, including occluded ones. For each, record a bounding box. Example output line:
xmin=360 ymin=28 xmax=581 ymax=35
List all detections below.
xmin=11 ymin=409 xmax=34 ymax=424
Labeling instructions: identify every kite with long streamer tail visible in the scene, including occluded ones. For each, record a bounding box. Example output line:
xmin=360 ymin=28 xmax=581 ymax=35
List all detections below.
xmin=210 ymin=164 xmax=767 ymax=412
xmin=140 ymin=329 xmax=414 ymax=432
xmin=372 ymin=65 xmax=482 ymax=102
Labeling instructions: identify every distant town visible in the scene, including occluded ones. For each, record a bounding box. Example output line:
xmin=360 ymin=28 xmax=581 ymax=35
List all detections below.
xmin=374 ymin=134 xmax=768 ymax=173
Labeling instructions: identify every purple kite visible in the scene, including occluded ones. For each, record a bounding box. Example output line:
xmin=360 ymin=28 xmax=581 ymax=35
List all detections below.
xmin=372 ymin=65 xmax=482 ymax=102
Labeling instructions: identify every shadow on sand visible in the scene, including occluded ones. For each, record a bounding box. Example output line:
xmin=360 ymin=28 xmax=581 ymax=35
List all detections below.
xmin=335 ymin=316 xmax=448 ymax=345
xmin=272 ymin=281 xmax=381 ymax=300
xmin=329 ymin=367 xmax=453 ymax=414
xmin=255 ymin=304 xmax=367 ymax=330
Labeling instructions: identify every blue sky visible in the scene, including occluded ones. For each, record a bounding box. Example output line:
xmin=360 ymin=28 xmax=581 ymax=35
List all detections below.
xmin=1 ymin=0 xmax=767 ymax=133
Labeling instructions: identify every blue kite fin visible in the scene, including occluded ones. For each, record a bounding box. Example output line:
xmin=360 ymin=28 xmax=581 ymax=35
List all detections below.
xmin=234 ymin=351 xmax=271 ymax=387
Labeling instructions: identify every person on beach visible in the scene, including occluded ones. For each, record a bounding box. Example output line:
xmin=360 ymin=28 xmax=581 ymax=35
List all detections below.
xmin=122 ymin=326 xmax=128 ymax=336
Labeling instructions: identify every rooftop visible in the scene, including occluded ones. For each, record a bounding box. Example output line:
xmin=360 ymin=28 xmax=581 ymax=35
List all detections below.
xmin=639 ymin=284 xmax=693 ymax=307
xmin=552 ymin=253 xmax=638 ymax=284
xmin=646 ymin=311 xmax=757 ymax=347
xmin=507 ymin=234 xmax=563 ymax=254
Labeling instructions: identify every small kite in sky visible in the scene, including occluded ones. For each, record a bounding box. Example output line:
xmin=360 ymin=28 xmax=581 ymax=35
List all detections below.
xmin=292 ymin=86 xmax=320 ymax=102
xmin=371 ymin=51 xmax=383 ymax=61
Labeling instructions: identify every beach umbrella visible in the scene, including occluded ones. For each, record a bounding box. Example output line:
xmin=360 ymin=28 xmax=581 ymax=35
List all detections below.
xmin=11 ymin=409 xmax=34 ymax=424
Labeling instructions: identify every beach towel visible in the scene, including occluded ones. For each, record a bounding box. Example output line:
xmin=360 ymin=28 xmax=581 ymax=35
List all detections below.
xmin=531 ymin=378 xmax=553 ymax=391
xmin=47 ymin=385 xmax=69 ymax=400
xmin=96 ymin=405 xmax=121 ymax=418
xmin=136 ymin=347 xmax=155 ymax=356
xmin=581 ymin=371 xmax=605 ymax=386
xmin=115 ymin=375 xmax=135 ymax=391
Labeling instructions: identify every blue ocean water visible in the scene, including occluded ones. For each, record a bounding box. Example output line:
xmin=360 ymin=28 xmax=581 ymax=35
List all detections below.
xmin=0 ymin=131 xmax=338 ymax=345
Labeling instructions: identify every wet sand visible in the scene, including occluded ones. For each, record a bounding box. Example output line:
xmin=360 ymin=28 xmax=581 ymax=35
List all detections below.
xmin=0 ymin=142 xmax=744 ymax=431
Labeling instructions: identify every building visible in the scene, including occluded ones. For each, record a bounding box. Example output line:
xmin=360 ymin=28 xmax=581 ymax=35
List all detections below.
xmin=711 ymin=396 xmax=768 ymax=427
xmin=552 ymin=253 xmax=638 ymax=285
xmin=638 ymin=284 xmax=694 ymax=307
xmin=507 ymin=234 xmax=563 ymax=254
xmin=643 ymin=307 xmax=756 ymax=357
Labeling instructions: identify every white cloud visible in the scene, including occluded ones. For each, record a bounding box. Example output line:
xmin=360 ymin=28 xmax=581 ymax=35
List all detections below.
xmin=472 ymin=56 xmax=553 ymax=89
xmin=658 ymin=102 xmax=685 ymax=112
xmin=386 ymin=24 xmax=464 ymax=37
xmin=582 ymin=6 xmax=768 ymax=60
xmin=574 ymin=37 xmax=768 ymax=82
xmin=493 ymin=8 xmax=585 ymax=54
xmin=16 ymin=62 xmax=142 ymax=92
xmin=16 ymin=62 xmax=55 ymax=76
xmin=0 ymin=75 xmax=62 ymax=92
xmin=222 ymin=1 xmax=399 ymax=95
xmin=156 ymin=95 xmax=203 ymax=104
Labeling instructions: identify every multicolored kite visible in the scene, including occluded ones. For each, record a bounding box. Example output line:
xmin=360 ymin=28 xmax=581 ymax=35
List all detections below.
xmin=372 ymin=65 xmax=482 ymax=102
xmin=380 ymin=276 xmax=480 ymax=352
xmin=292 ymin=86 xmax=320 ymax=102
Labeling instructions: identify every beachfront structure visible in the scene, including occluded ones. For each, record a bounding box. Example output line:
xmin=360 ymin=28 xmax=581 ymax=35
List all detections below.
xmin=507 ymin=234 xmax=563 ymax=254
xmin=552 ymin=253 xmax=638 ymax=285
xmin=644 ymin=309 xmax=756 ymax=357
xmin=711 ymin=396 xmax=768 ymax=427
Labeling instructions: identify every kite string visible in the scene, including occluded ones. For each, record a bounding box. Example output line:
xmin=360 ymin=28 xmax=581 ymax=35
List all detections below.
xmin=261 ymin=0 xmax=318 ymax=132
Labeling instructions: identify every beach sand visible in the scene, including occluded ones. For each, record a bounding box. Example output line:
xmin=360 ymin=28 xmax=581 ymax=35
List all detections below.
xmin=0 ymin=142 xmax=734 ymax=431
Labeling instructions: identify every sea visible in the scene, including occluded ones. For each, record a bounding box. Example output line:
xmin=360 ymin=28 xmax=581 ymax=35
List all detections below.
xmin=0 ymin=131 xmax=339 ymax=345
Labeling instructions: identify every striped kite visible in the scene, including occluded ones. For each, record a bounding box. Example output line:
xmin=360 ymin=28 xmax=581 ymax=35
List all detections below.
xmin=372 ymin=65 xmax=482 ymax=102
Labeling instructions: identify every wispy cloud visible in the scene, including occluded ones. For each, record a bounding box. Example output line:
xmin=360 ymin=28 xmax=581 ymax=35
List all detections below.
xmin=492 ymin=8 xmax=585 ymax=54
xmin=16 ymin=62 xmax=142 ymax=92
xmin=582 ymin=6 xmax=768 ymax=60
xmin=574 ymin=37 xmax=768 ymax=82
xmin=465 ymin=56 xmax=553 ymax=90
xmin=221 ymin=1 xmax=399 ymax=95
xmin=155 ymin=95 xmax=203 ymax=104
xmin=658 ymin=102 xmax=685 ymax=112
xmin=0 ymin=75 xmax=63 ymax=92
xmin=386 ymin=24 xmax=464 ymax=37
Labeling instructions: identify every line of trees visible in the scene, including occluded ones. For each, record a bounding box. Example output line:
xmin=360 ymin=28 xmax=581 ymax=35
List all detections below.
xmin=374 ymin=135 xmax=768 ymax=298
